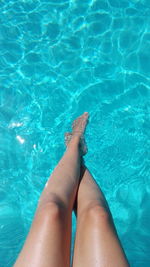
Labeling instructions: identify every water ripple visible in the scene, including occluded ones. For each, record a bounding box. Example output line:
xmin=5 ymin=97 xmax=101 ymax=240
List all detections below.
xmin=0 ymin=0 xmax=150 ymax=266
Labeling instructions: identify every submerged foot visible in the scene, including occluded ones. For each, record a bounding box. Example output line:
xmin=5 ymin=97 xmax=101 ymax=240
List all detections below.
xmin=65 ymin=112 xmax=89 ymax=156
xmin=72 ymin=112 xmax=89 ymax=137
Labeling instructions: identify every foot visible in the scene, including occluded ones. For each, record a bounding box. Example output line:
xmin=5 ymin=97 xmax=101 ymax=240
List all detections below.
xmin=72 ymin=112 xmax=89 ymax=137
xmin=65 ymin=132 xmax=88 ymax=155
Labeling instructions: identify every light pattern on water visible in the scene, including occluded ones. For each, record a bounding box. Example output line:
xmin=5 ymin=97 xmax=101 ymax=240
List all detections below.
xmin=0 ymin=0 xmax=150 ymax=266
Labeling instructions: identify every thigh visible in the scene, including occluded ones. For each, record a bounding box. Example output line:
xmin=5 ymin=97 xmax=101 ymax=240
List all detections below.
xmin=14 ymin=203 xmax=72 ymax=267
xmin=72 ymin=206 xmax=129 ymax=267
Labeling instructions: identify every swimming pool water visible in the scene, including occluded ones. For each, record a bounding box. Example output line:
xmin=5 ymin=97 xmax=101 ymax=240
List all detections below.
xmin=0 ymin=0 xmax=150 ymax=266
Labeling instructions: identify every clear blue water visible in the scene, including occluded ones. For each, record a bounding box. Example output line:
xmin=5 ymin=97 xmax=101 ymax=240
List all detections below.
xmin=0 ymin=0 xmax=150 ymax=266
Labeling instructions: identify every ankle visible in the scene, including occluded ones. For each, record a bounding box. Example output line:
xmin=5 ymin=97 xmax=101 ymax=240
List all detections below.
xmin=70 ymin=134 xmax=80 ymax=143
xmin=66 ymin=135 xmax=80 ymax=150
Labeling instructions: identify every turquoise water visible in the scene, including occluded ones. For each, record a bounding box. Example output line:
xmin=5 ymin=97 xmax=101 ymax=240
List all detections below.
xmin=0 ymin=0 xmax=150 ymax=266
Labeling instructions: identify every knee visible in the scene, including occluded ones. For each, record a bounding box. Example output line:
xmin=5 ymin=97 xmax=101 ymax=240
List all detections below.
xmin=83 ymin=204 xmax=112 ymax=226
xmin=36 ymin=202 xmax=65 ymax=223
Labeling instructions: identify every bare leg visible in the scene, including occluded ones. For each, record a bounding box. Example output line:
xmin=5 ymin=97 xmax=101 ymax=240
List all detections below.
xmin=72 ymin=166 xmax=130 ymax=267
xmin=65 ymin=134 xmax=129 ymax=267
xmin=14 ymin=112 xmax=89 ymax=267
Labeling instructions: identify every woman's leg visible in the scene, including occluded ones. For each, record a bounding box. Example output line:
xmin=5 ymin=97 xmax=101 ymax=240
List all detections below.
xmin=14 ymin=112 xmax=89 ymax=267
xmin=72 ymin=165 xmax=130 ymax=267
